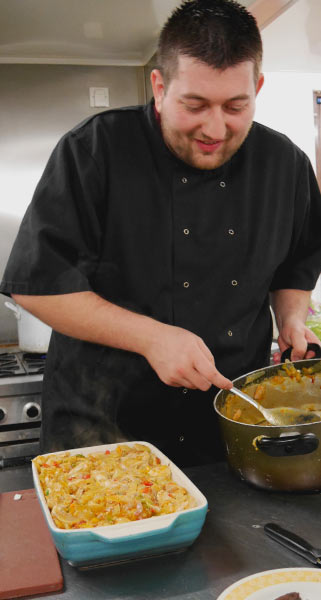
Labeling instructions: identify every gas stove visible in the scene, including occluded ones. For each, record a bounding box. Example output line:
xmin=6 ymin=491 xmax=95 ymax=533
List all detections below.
xmin=0 ymin=352 xmax=45 ymax=377
xmin=0 ymin=351 xmax=45 ymax=467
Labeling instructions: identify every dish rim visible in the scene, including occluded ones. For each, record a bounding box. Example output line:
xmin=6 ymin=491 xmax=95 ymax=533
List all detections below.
xmin=217 ymin=566 xmax=321 ymax=600
xmin=32 ymin=440 xmax=208 ymax=536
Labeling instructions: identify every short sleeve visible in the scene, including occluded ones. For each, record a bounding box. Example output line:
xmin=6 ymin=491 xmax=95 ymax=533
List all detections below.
xmin=0 ymin=130 xmax=107 ymax=296
xmin=270 ymin=155 xmax=321 ymax=292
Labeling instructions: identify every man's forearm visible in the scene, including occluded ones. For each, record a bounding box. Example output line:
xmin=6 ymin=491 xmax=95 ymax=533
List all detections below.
xmin=11 ymin=291 xmax=161 ymax=356
xmin=270 ymin=289 xmax=312 ymax=330
xmin=11 ymin=291 xmax=233 ymax=390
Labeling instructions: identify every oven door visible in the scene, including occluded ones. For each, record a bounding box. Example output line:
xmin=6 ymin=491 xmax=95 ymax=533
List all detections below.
xmin=0 ymin=375 xmax=42 ymax=467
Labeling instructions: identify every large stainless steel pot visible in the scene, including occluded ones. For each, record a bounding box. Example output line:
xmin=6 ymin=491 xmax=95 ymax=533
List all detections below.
xmin=214 ymin=344 xmax=321 ymax=492
xmin=4 ymin=301 xmax=52 ymax=352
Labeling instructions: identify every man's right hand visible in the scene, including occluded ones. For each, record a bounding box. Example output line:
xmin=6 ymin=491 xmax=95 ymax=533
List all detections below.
xmin=11 ymin=292 xmax=232 ymax=392
xmin=142 ymin=323 xmax=232 ymax=391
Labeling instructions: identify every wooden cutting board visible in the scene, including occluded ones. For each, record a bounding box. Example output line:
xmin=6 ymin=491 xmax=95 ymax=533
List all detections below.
xmin=0 ymin=488 xmax=63 ymax=599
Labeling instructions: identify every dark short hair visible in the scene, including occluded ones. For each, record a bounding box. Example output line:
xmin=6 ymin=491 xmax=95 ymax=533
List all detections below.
xmin=157 ymin=0 xmax=263 ymax=86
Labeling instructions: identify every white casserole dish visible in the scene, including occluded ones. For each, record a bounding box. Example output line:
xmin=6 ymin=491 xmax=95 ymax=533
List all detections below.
xmin=32 ymin=441 xmax=208 ymax=567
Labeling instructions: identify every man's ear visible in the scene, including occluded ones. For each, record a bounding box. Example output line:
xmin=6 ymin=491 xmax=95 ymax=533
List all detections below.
xmin=256 ymin=73 xmax=264 ymax=96
xmin=150 ymin=69 xmax=165 ymax=112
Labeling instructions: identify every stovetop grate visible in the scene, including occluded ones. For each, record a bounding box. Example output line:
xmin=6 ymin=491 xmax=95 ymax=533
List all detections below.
xmin=0 ymin=352 xmax=46 ymax=377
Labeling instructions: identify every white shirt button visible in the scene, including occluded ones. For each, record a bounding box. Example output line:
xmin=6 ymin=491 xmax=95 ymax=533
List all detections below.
xmin=228 ymin=229 xmax=235 ymax=235
xmin=183 ymin=228 xmax=190 ymax=235
xmin=231 ymin=280 xmax=238 ymax=286
xmin=181 ymin=177 xmax=188 ymax=183
xmin=220 ymin=181 xmax=226 ymax=188
xmin=182 ymin=388 xmax=188 ymax=394
xmin=179 ymin=435 xmax=185 ymax=442
xmin=228 ymin=330 xmax=233 ymax=336
xmin=183 ymin=281 xmax=190 ymax=288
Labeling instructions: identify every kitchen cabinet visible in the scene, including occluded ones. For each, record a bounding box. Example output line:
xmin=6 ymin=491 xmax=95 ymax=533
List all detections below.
xmin=2 ymin=461 xmax=321 ymax=599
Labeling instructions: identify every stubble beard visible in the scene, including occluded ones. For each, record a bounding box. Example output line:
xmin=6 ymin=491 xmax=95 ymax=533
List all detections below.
xmin=161 ymin=119 xmax=252 ymax=170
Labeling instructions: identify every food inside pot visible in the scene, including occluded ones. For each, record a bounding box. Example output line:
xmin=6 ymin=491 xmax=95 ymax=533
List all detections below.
xmin=33 ymin=444 xmax=197 ymax=529
xmin=222 ymin=361 xmax=321 ymax=426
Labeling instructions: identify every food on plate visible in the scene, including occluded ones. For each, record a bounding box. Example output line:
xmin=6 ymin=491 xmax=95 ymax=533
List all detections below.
xmin=222 ymin=361 xmax=321 ymax=426
xmin=273 ymin=593 xmax=301 ymax=600
xmin=33 ymin=443 xmax=197 ymax=529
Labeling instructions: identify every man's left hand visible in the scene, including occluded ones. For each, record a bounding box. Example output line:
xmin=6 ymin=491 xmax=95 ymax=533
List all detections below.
xmin=274 ymin=316 xmax=321 ymax=362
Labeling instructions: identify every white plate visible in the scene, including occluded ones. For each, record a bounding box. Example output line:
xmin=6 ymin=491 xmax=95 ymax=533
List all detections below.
xmin=217 ymin=567 xmax=321 ymax=600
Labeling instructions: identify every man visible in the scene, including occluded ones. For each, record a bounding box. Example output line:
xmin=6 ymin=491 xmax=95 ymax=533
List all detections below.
xmin=1 ymin=0 xmax=321 ymax=466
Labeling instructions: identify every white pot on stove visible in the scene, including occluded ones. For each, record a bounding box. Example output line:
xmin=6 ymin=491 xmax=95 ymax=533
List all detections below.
xmin=4 ymin=302 xmax=52 ymax=353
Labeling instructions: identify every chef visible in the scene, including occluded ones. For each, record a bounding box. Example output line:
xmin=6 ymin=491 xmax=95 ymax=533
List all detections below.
xmin=1 ymin=0 xmax=321 ymax=467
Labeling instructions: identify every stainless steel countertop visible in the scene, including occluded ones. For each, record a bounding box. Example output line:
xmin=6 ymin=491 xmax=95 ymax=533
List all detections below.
xmin=2 ymin=461 xmax=321 ymax=599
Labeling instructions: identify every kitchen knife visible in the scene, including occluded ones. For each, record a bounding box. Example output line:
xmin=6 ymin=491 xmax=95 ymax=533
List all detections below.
xmin=264 ymin=522 xmax=321 ymax=565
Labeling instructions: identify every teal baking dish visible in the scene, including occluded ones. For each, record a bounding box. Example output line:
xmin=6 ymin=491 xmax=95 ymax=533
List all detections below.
xmin=32 ymin=441 xmax=208 ymax=567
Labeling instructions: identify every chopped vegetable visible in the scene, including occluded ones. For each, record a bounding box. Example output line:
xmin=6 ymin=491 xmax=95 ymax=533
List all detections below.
xmin=33 ymin=444 xmax=196 ymax=530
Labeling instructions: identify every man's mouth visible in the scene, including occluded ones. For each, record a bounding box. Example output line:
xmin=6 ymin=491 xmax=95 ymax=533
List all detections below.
xmin=195 ymin=139 xmax=224 ymax=153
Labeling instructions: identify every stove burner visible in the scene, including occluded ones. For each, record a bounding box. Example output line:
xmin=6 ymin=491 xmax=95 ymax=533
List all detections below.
xmin=0 ymin=356 xmax=18 ymax=365
xmin=0 ymin=354 xmax=18 ymax=365
xmin=23 ymin=353 xmax=47 ymax=361
xmin=0 ymin=353 xmax=24 ymax=376
xmin=22 ymin=353 xmax=46 ymax=374
xmin=0 ymin=352 xmax=46 ymax=376
xmin=0 ymin=371 xmax=19 ymax=378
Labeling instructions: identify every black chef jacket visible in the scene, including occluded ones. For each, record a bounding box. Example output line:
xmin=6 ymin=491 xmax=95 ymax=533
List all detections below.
xmin=1 ymin=100 xmax=321 ymax=467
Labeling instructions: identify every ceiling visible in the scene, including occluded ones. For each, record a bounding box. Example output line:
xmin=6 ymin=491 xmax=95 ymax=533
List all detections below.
xmin=0 ymin=0 xmax=254 ymax=66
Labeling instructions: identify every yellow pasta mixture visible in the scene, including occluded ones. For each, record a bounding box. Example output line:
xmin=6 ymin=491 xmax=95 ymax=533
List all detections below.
xmin=33 ymin=443 xmax=196 ymax=529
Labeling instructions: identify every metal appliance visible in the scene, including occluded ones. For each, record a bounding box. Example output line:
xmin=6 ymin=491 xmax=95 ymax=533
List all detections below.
xmin=0 ymin=351 xmax=45 ymax=467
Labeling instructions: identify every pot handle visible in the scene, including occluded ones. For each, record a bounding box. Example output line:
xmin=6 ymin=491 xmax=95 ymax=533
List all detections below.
xmin=255 ymin=432 xmax=319 ymax=457
xmin=4 ymin=301 xmax=20 ymax=320
xmin=281 ymin=343 xmax=321 ymax=362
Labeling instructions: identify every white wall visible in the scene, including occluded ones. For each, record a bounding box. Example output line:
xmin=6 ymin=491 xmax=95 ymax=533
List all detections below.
xmin=254 ymin=0 xmax=321 ymax=169
xmin=255 ymin=71 xmax=320 ymax=171
xmin=259 ymin=0 xmax=321 ymax=73
xmin=0 ymin=64 xmax=144 ymax=219
xmin=0 ymin=63 xmax=144 ymax=342
xmin=255 ymin=75 xmax=321 ymax=302
xmin=254 ymin=0 xmax=321 ymax=302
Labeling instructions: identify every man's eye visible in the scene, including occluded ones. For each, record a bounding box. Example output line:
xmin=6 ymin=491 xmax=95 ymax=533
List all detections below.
xmin=226 ymin=104 xmax=246 ymax=113
xmin=185 ymin=105 xmax=203 ymax=112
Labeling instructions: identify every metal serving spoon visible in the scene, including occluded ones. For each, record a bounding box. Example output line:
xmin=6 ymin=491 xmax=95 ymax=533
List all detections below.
xmin=229 ymin=386 xmax=321 ymax=426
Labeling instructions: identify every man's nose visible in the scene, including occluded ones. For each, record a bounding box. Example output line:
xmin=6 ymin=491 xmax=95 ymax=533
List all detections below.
xmin=201 ymin=108 xmax=227 ymax=140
